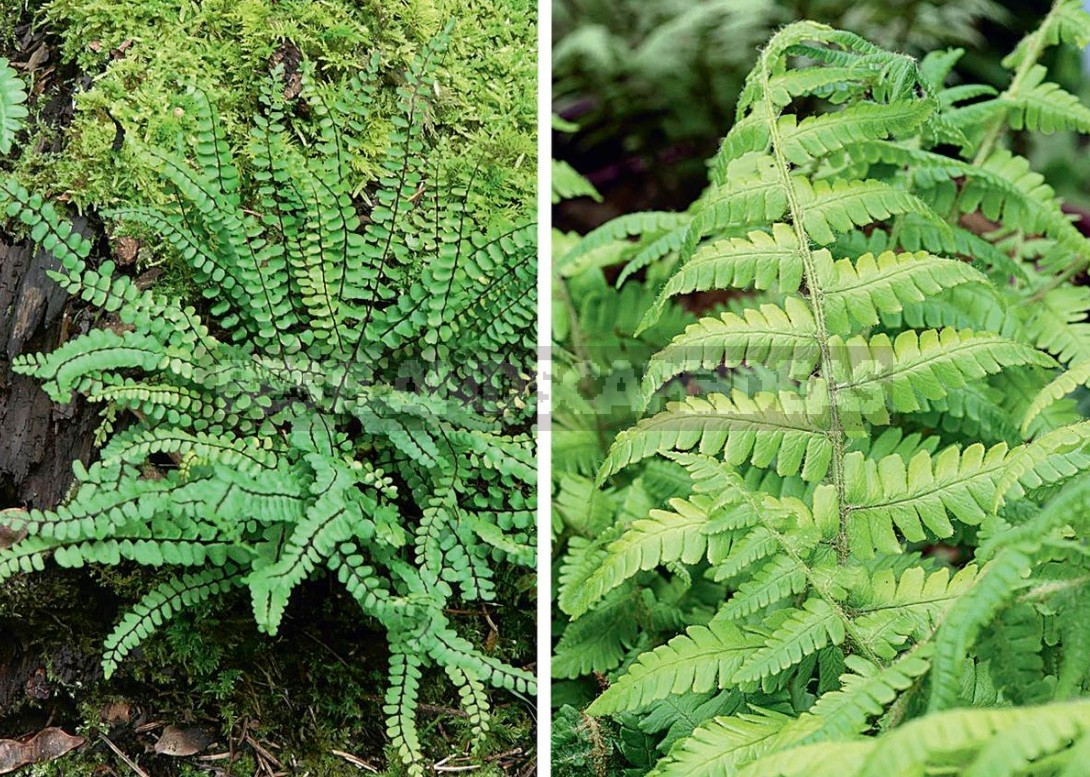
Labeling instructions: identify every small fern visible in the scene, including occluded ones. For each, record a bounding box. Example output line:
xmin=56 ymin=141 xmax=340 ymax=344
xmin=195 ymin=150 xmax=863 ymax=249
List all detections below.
xmin=559 ymin=3 xmax=1090 ymax=774
xmin=0 ymin=37 xmax=535 ymax=775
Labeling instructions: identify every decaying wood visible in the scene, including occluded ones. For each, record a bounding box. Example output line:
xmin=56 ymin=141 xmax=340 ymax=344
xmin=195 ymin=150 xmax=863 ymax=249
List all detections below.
xmin=0 ymin=223 xmax=100 ymax=510
xmin=0 ymin=226 xmax=106 ymax=724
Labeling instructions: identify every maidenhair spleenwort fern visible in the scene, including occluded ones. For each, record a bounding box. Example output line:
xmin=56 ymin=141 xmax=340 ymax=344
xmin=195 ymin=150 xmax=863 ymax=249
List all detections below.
xmin=558 ymin=3 xmax=1090 ymax=774
xmin=0 ymin=37 xmax=535 ymax=775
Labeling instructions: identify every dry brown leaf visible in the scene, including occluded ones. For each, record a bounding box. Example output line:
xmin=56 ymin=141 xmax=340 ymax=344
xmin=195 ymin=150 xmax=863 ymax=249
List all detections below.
xmin=23 ymin=44 xmax=49 ymax=72
xmin=114 ymin=236 xmax=140 ymax=266
xmin=154 ymin=725 xmax=213 ymax=757
xmin=100 ymin=701 xmax=132 ymax=726
xmin=111 ymin=39 xmax=134 ymax=60
xmin=0 ymin=513 xmax=26 ymax=550
xmin=0 ymin=728 xmax=84 ymax=774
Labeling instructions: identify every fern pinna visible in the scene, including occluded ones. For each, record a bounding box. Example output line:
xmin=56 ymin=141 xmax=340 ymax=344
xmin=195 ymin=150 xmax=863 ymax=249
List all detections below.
xmin=557 ymin=2 xmax=1090 ymax=774
xmin=0 ymin=55 xmax=27 ymax=157
xmin=0 ymin=39 xmax=535 ymax=774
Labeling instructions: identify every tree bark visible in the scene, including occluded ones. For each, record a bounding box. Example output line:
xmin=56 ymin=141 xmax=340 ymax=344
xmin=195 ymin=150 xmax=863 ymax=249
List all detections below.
xmin=0 ymin=221 xmax=99 ymax=511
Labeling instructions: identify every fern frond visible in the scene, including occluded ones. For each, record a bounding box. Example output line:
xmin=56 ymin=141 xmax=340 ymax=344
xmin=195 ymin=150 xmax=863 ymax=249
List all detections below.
xmin=850 ymin=565 xmax=978 ymax=658
xmin=1006 ymin=435 xmax=1090 ymax=520
xmin=717 ymin=552 xmax=815 ymax=621
xmin=868 ymin=701 xmax=1090 ymax=775
xmin=1 ymin=30 xmax=534 ymax=777
xmin=1056 ymin=589 xmax=1090 ymax=700
xmin=1024 ymin=361 xmax=1090 ymax=433
xmin=647 ymin=708 xmax=796 ymax=777
xmin=823 ymin=251 xmax=988 ymax=336
xmin=641 ymin=224 xmax=804 ymax=330
xmin=842 ymin=444 xmax=1010 ymax=556
xmin=552 ymin=159 xmax=602 ymax=204
xmin=446 ymin=665 xmax=491 ymax=743
xmin=680 ymin=167 xmax=788 ymax=256
xmin=562 ymin=495 xmax=719 ymax=618
xmin=1020 ymin=288 xmax=1090 ymax=427
xmin=779 ymin=99 xmax=933 ymax=165
xmin=1003 ymin=65 xmax=1090 ymax=134
xmin=833 ymin=328 xmax=1053 ymax=418
xmin=734 ymin=741 xmax=871 ymax=777
xmin=386 ymin=645 xmax=425 ymax=777
xmin=102 ymin=567 xmax=244 ymax=678
xmin=1004 ymin=0 xmax=1090 ymax=69
xmin=734 ymin=599 xmax=847 ymax=684
xmin=553 ymin=589 xmax=641 ymax=678
xmin=803 ymin=647 xmax=933 ymax=742
xmin=928 ymin=529 xmax=1046 ymax=711
xmin=557 ymin=211 xmax=691 ymax=277
xmin=794 ymin=177 xmax=939 ymax=246
xmin=565 ymin=9 xmax=1090 ymax=777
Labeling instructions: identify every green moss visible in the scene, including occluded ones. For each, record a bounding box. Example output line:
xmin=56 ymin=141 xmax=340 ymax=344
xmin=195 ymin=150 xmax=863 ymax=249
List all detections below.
xmin=0 ymin=1 xmax=27 ymax=50
xmin=17 ymin=0 xmax=535 ymax=222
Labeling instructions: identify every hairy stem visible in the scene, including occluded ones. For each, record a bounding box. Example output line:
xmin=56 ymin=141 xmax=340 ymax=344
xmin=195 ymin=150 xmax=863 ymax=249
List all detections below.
xmin=758 ymin=56 xmax=852 ymax=563
xmin=755 ymin=503 xmax=885 ymax=666
xmin=972 ymin=3 xmax=1061 ymax=166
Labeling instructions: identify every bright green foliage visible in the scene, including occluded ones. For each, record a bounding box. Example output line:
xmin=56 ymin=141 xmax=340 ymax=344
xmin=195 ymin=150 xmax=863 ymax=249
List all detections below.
xmin=0 ymin=56 xmax=27 ymax=156
xmin=0 ymin=40 xmax=534 ymax=776
xmin=556 ymin=5 xmax=1090 ymax=775
xmin=658 ymin=699 xmax=1090 ymax=777
xmin=20 ymin=0 xmax=535 ymax=229
xmin=551 ymin=168 xmax=712 ymax=702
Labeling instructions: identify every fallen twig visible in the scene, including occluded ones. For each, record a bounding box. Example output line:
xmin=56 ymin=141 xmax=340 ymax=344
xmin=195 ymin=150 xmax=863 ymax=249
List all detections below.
xmin=331 ymin=749 xmax=379 ymax=772
xmin=99 ymin=736 xmax=150 ymax=777
xmin=246 ymin=734 xmax=283 ymax=771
